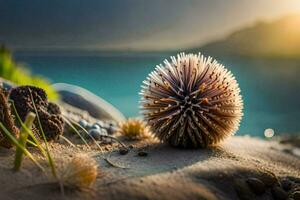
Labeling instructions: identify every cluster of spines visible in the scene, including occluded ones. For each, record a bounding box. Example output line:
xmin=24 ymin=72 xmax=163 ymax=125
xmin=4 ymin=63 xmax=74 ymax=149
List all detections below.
xmin=140 ymin=53 xmax=243 ymax=148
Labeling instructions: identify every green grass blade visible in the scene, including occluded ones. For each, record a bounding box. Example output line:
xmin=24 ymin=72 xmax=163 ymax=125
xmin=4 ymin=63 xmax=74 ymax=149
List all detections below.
xmin=61 ymin=116 xmax=91 ymax=149
xmin=9 ymin=100 xmax=47 ymax=157
xmin=0 ymin=123 xmax=44 ymax=171
xmin=27 ymin=139 xmax=38 ymax=147
xmin=59 ymin=135 xmax=75 ymax=147
xmin=14 ymin=112 xmax=36 ymax=171
xmin=29 ymin=89 xmax=57 ymax=178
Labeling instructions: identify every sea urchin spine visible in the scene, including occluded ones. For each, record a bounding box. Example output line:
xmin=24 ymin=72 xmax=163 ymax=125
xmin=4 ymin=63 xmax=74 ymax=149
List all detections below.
xmin=140 ymin=52 xmax=243 ymax=148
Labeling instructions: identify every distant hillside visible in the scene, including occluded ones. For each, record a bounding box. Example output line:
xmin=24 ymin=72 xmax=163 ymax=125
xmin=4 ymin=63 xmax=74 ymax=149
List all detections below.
xmin=192 ymin=15 xmax=300 ymax=58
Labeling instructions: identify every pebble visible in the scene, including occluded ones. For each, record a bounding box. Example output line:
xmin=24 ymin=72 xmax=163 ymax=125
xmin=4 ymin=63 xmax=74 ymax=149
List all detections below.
xmin=281 ymin=179 xmax=293 ymax=191
xmin=85 ymin=123 xmax=93 ymax=130
xmin=106 ymin=125 xmax=118 ymax=135
xmin=138 ymin=151 xmax=148 ymax=157
xmin=119 ymin=147 xmax=129 ymax=155
xmin=246 ymin=177 xmax=266 ymax=195
xmin=293 ymin=191 xmax=300 ymax=200
xmin=271 ymin=186 xmax=288 ymax=200
xmin=91 ymin=124 xmax=101 ymax=130
xmin=88 ymin=129 xmax=102 ymax=140
xmin=79 ymin=119 xmax=88 ymax=128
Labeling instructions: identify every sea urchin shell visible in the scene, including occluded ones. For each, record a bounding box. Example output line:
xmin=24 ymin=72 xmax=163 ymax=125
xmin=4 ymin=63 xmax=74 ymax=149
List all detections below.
xmin=9 ymin=86 xmax=64 ymax=141
xmin=140 ymin=53 xmax=243 ymax=148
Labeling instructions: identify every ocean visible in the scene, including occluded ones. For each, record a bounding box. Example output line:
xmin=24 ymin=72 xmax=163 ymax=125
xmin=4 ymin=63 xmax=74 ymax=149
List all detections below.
xmin=14 ymin=51 xmax=300 ymax=137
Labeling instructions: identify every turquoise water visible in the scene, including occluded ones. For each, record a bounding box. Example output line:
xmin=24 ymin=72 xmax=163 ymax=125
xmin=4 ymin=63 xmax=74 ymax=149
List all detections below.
xmin=14 ymin=51 xmax=300 ymax=137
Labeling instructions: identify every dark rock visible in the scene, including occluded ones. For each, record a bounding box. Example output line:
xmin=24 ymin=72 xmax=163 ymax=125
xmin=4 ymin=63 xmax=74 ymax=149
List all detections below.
xmin=119 ymin=147 xmax=129 ymax=155
xmin=281 ymin=179 xmax=293 ymax=191
xmin=234 ymin=179 xmax=255 ymax=200
xmin=106 ymin=123 xmax=118 ymax=135
xmin=138 ymin=151 xmax=148 ymax=157
xmin=271 ymin=186 xmax=288 ymax=200
xmin=293 ymin=191 xmax=300 ymax=200
xmin=246 ymin=177 xmax=266 ymax=195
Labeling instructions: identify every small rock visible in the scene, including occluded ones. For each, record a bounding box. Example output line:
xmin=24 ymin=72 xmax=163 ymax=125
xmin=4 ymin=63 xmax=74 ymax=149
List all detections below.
xmin=246 ymin=177 xmax=266 ymax=195
xmin=91 ymin=124 xmax=101 ymax=130
xmin=85 ymin=123 xmax=93 ymax=130
xmin=138 ymin=151 xmax=148 ymax=157
xmin=79 ymin=119 xmax=88 ymax=128
xmin=119 ymin=147 xmax=129 ymax=155
xmin=89 ymin=129 xmax=101 ymax=140
xmin=129 ymin=145 xmax=134 ymax=149
xmin=281 ymin=179 xmax=293 ymax=191
xmin=271 ymin=186 xmax=288 ymax=200
xmin=106 ymin=125 xmax=118 ymax=135
xmin=293 ymin=191 xmax=300 ymax=200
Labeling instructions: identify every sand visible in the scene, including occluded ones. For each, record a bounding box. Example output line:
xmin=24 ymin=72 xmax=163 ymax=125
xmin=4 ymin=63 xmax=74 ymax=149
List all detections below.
xmin=0 ymin=136 xmax=299 ymax=200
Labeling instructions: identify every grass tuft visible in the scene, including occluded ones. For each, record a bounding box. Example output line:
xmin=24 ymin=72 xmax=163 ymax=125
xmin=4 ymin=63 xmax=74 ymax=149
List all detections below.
xmin=10 ymin=100 xmax=47 ymax=157
xmin=0 ymin=122 xmax=44 ymax=171
xmin=58 ymin=154 xmax=98 ymax=193
xmin=118 ymin=118 xmax=152 ymax=140
xmin=14 ymin=112 xmax=36 ymax=171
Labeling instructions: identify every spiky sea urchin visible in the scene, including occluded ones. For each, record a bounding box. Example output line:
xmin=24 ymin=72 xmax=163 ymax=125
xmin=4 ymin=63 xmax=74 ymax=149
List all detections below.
xmin=140 ymin=53 xmax=243 ymax=148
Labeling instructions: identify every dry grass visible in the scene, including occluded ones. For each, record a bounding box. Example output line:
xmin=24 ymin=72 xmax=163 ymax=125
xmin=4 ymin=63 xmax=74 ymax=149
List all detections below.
xmin=118 ymin=118 xmax=152 ymax=140
xmin=58 ymin=154 xmax=98 ymax=191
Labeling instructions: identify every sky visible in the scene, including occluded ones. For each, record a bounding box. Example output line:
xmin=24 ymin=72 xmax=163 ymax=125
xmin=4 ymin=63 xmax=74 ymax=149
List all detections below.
xmin=0 ymin=0 xmax=300 ymax=51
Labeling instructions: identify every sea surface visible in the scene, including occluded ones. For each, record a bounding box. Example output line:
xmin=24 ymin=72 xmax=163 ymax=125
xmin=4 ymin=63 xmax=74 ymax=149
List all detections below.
xmin=14 ymin=51 xmax=300 ymax=137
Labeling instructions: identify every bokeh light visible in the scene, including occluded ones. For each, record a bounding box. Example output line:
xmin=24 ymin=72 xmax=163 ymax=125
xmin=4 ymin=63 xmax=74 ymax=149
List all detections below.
xmin=264 ymin=128 xmax=275 ymax=138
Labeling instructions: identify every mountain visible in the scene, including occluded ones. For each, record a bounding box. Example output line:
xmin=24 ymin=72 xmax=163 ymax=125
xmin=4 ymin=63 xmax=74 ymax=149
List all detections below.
xmin=191 ymin=15 xmax=300 ymax=58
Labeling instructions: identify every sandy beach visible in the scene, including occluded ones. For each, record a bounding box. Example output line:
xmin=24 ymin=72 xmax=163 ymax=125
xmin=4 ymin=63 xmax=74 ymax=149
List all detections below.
xmin=0 ymin=136 xmax=299 ymax=200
